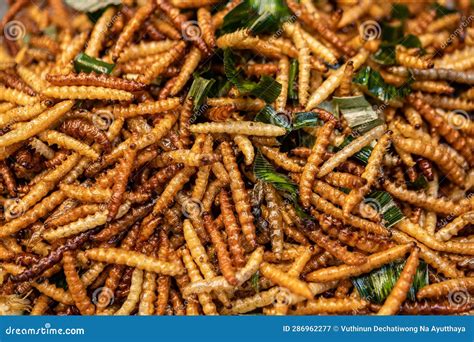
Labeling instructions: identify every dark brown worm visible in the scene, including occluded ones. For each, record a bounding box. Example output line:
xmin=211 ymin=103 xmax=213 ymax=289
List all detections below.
xmin=92 ymin=202 xmax=154 ymax=242
xmin=416 ymin=157 xmax=434 ymax=181
xmin=156 ymin=0 xmax=213 ymax=58
xmin=44 ymin=150 xmax=70 ymax=169
xmin=0 ymin=160 xmax=17 ymax=196
xmin=399 ymin=300 xmax=474 ymax=315
xmin=121 ymin=6 xmax=165 ymax=41
xmin=135 ymin=164 xmax=184 ymax=194
xmin=286 ymin=0 xmax=354 ymax=57
xmin=46 ymin=72 xmax=146 ymax=92
xmin=14 ymin=252 xmax=41 ymax=267
xmin=0 ymin=70 xmax=36 ymax=96
xmin=59 ymin=118 xmax=111 ymax=153
xmin=11 ymin=229 xmax=98 ymax=282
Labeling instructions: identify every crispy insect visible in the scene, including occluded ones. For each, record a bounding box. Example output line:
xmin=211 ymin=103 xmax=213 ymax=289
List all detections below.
xmin=300 ymin=120 xmax=336 ymax=207
xmin=59 ymin=118 xmax=111 ymax=153
xmin=286 ymin=0 xmax=353 ymax=57
xmin=274 ymin=57 xmax=289 ymax=112
xmin=233 ymin=135 xmax=254 ymax=166
xmin=290 ymin=297 xmax=369 ymax=315
xmin=109 ymin=1 xmax=156 ymax=61
xmin=305 ymin=244 xmax=414 ymax=282
xmin=42 ymin=203 xmax=130 ymax=241
xmin=114 ymin=268 xmax=144 ymax=315
xmin=304 ymin=228 xmax=367 ymax=266
xmin=62 ymin=251 xmax=95 ymax=315
xmin=38 ymin=130 xmax=99 ymax=160
xmin=171 ymin=47 xmax=201 ymax=95
xmin=85 ymin=248 xmax=184 ymax=276
xmin=219 ymin=189 xmax=246 ymax=268
xmin=317 ymin=125 xmax=384 ymax=177
xmin=396 ymin=220 xmax=474 ymax=256
xmin=46 ymin=73 xmax=146 ymax=92
xmin=0 ymin=85 xmax=37 ymax=106
xmin=417 ymin=277 xmax=474 ymax=299
xmin=98 ymin=98 xmax=180 ymax=119
xmin=180 ymin=247 xmax=217 ymax=315
xmin=343 ymin=131 xmax=391 ymax=217
xmin=264 ymin=183 xmax=284 ymax=259
xmin=377 ymin=247 xmax=420 ymax=315
xmin=396 ymin=46 xmax=433 ymax=69
xmin=119 ymin=40 xmax=178 ymax=63
xmin=0 ymin=160 xmax=16 ymax=196
xmin=0 ymin=70 xmax=36 ymax=96
xmin=435 ymin=212 xmax=474 ymax=241
xmin=258 ymin=145 xmax=303 ymax=173
xmin=260 ymin=262 xmax=313 ymax=300
xmin=153 ymin=149 xmax=220 ymax=168
xmin=392 ymin=136 xmax=465 ymax=185
xmin=384 ymin=181 xmax=470 ymax=216
xmin=221 ymin=141 xmax=256 ymax=248
xmin=197 ymin=7 xmax=216 ymax=49
xmin=300 ymin=29 xmax=338 ymax=65
xmin=139 ymin=41 xmax=186 ymax=84
xmin=310 ymin=193 xmax=388 ymax=236
xmin=190 ymin=121 xmax=286 ymax=137
xmin=42 ymin=85 xmax=133 ymax=101
xmin=407 ymin=93 xmax=472 ymax=166
xmin=324 ymin=172 xmax=367 ymax=189
xmin=108 ymin=147 xmax=136 ymax=221
xmin=336 ymin=61 xmax=354 ymax=97
xmin=203 ymin=213 xmax=237 ymax=286
xmin=207 ymin=97 xmax=265 ymax=111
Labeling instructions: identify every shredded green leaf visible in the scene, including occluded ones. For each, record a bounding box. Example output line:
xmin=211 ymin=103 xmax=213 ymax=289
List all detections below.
xmin=333 ymin=95 xmax=378 ymax=129
xmin=353 ymin=66 xmax=412 ymax=105
xmin=221 ymin=0 xmax=291 ymax=34
xmin=391 ymin=4 xmax=410 ymax=20
xmin=431 ymin=3 xmax=458 ymax=18
xmin=254 ymin=150 xmax=298 ymax=196
xmin=187 ymin=76 xmax=216 ymax=110
xmin=353 ymin=260 xmax=428 ymax=304
xmin=223 ymin=49 xmax=282 ymax=103
xmin=288 ymin=59 xmax=298 ymax=101
xmin=65 ymin=0 xmax=121 ymax=13
xmin=365 ymin=191 xmax=405 ymax=228
xmin=74 ymin=53 xmax=115 ymax=74
xmin=336 ymin=134 xmax=374 ymax=164
xmin=42 ymin=25 xmax=58 ymax=39
xmin=250 ymin=271 xmax=260 ymax=293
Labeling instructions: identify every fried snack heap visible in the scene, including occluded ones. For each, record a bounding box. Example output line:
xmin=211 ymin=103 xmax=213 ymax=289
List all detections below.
xmin=0 ymin=0 xmax=473 ymax=316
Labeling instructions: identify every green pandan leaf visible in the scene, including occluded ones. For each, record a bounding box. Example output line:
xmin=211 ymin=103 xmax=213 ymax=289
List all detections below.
xmin=353 ymin=260 xmax=428 ymax=304
xmin=65 ymin=0 xmax=121 ymax=13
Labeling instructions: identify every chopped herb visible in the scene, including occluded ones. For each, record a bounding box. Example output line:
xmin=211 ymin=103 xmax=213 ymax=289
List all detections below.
xmin=353 ymin=66 xmax=412 ymax=105
xmin=223 ymin=49 xmax=281 ymax=103
xmin=288 ymin=59 xmax=298 ymax=100
xmin=187 ymin=76 xmax=216 ymax=110
xmin=74 ymin=53 xmax=115 ymax=74
xmin=353 ymin=260 xmax=428 ymax=304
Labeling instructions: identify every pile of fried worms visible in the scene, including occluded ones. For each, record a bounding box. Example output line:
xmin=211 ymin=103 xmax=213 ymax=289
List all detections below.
xmin=0 ymin=0 xmax=472 ymax=316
